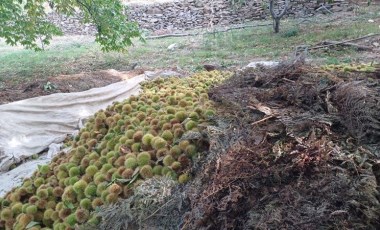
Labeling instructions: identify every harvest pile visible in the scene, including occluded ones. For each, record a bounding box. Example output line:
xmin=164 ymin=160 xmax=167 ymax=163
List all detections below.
xmin=322 ymin=63 xmax=378 ymax=73
xmin=0 ymin=71 xmax=231 ymax=230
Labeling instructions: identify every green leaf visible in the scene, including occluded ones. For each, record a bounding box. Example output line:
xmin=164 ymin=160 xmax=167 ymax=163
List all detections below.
xmin=128 ymin=169 xmax=140 ymax=185
xmin=26 ymin=221 xmax=40 ymax=229
xmin=63 ymin=201 xmax=75 ymax=209
xmin=132 ymin=167 xmax=140 ymax=178
xmin=115 ymin=178 xmax=131 ymax=184
xmin=106 ymin=178 xmax=117 ymax=187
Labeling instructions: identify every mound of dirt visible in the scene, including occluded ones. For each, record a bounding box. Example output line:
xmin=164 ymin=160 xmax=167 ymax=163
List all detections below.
xmin=181 ymin=60 xmax=380 ymax=229
xmin=0 ymin=69 xmax=144 ymax=105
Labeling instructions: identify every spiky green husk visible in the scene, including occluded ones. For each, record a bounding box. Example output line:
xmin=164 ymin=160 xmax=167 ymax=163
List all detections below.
xmin=0 ymin=208 xmax=13 ymax=220
xmin=152 ymin=137 xmax=167 ymax=150
xmin=28 ymin=195 xmax=38 ymax=204
xmin=11 ymin=202 xmax=22 ymax=215
xmin=85 ymin=165 xmax=98 ymax=177
xmin=36 ymin=189 xmax=49 ymax=199
xmin=94 ymin=174 xmax=106 ymax=185
xmin=69 ymin=176 xmax=79 ymax=186
xmin=152 ymin=165 xmax=163 ymax=176
xmin=91 ymin=198 xmax=104 ymax=209
xmin=25 ymin=205 xmax=37 ymax=215
xmin=84 ymin=184 xmax=97 ymax=198
xmin=142 ymin=133 xmax=155 ymax=146
xmin=155 ymin=148 xmax=168 ymax=159
xmin=87 ymin=215 xmax=101 ymax=226
xmin=179 ymin=140 xmax=190 ymax=151
xmin=204 ymin=109 xmax=215 ymax=117
xmin=9 ymin=192 xmax=21 ymax=202
xmin=105 ymin=193 xmax=118 ymax=204
xmin=80 ymin=198 xmax=92 ymax=210
xmin=186 ymin=144 xmax=197 ymax=156
xmin=139 ymin=165 xmax=153 ymax=179
xmin=75 ymin=208 xmax=90 ymax=224
xmin=189 ymin=112 xmax=199 ymax=120
xmin=43 ymin=208 xmax=54 ymax=220
xmin=73 ymin=180 xmax=88 ymax=194
xmin=171 ymin=161 xmax=182 ymax=171
xmin=163 ymin=155 xmax=175 ymax=167
xmin=58 ymin=207 xmax=71 ymax=220
xmin=65 ymin=213 xmax=77 ymax=226
xmin=178 ymin=174 xmax=190 ymax=184
xmin=137 ymin=152 xmax=151 ymax=166
xmin=125 ymin=157 xmax=138 ymax=169
xmin=185 ymin=120 xmax=197 ymax=131
xmin=33 ymin=177 xmax=45 ymax=188
xmin=108 ymin=184 xmax=122 ymax=195
xmin=122 ymin=168 xmax=134 ymax=179
xmin=175 ymin=111 xmax=187 ymax=122
xmin=170 ymin=145 xmax=182 ymax=158
xmin=161 ymin=130 xmax=174 ymax=141
xmin=131 ymin=143 xmax=141 ymax=152
xmin=133 ymin=131 xmax=144 ymax=142
xmin=39 ymin=165 xmax=50 ymax=175
xmin=36 ymin=199 xmax=47 ymax=210
xmin=14 ymin=213 xmax=33 ymax=229
xmin=100 ymin=163 xmax=113 ymax=173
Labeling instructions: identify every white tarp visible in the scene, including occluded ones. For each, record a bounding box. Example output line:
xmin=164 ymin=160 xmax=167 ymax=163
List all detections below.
xmin=0 ymin=70 xmax=183 ymax=196
xmin=245 ymin=61 xmax=279 ymax=69
xmin=0 ymin=159 xmax=52 ymax=196
xmin=0 ymin=74 xmax=146 ymax=173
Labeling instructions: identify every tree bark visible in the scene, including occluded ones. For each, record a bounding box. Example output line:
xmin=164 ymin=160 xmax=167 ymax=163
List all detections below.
xmin=274 ymin=18 xmax=280 ymax=33
xmin=269 ymin=0 xmax=289 ymax=33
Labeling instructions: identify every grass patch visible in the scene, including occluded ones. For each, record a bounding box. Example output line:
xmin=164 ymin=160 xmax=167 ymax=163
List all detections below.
xmin=0 ymin=5 xmax=379 ymax=85
xmin=0 ymin=40 xmax=132 ymax=83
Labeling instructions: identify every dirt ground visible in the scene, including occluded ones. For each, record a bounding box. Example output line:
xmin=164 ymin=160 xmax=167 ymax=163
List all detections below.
xmin=0 ymin=69 xmax=144 ymax=105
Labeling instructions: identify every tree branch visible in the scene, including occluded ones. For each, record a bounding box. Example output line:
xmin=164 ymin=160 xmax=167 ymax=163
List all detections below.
xmin=270 ymin=0 xmax=289 ymax=19
xmin=309 ymin=33 xmax=380 ymax=50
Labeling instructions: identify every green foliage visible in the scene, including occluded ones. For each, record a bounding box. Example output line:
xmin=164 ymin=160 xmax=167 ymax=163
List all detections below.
xmin=80 ymin=0 xmax=143 ymax=52
xmin=0 ymin=0 xmax=61 ymax=51
xmin=281 ymin=28 xmax=299 ymax=38
xmin=0 ymin=0 xmax=142 ymax=52
xmin=44 ymin=81 xmax=57 ymax=91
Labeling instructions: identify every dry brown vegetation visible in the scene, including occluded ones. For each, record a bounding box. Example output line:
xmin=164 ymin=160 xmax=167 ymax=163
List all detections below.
xmin=181 ymin=60 xmax=380 ymax=229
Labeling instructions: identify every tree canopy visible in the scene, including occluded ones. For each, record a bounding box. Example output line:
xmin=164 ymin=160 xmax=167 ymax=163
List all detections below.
xmin=0 ymin=0 xmax=142 ymax=52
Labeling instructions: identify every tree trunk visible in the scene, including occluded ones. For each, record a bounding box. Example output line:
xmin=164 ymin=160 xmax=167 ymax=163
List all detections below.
xmin=274 ymin=18 xmax=280 ymax=33
xmin=269 ymin=0 xmax=289 ymax=33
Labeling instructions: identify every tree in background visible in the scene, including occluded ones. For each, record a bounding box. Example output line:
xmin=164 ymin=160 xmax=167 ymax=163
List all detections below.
xmin=229 ymin=0 xmax=289 ymax=33
xmin=0 ymin=0 xmax=142 ymax=52
xmin=269 ymin=0 xmax=289 ymax=33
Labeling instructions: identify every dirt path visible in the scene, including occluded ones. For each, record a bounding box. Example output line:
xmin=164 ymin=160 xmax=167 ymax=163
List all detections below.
xmin=0 ymin=69 xmax=144 ymax=105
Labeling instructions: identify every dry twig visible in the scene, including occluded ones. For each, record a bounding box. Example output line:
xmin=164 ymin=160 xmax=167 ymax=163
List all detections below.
xmin=309 ymin=33 xmax=380 ymax=50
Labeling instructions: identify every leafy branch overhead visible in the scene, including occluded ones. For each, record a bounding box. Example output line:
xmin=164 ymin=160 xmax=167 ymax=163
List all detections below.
xmin=0 ymin=0 xmax=142 ymax=52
